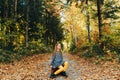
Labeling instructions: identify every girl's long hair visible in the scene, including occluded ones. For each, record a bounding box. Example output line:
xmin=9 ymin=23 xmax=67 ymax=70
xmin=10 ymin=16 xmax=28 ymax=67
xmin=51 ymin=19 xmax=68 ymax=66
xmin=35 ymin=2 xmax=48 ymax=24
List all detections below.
xmin=53 ymin=42 xmax=63 ymax=55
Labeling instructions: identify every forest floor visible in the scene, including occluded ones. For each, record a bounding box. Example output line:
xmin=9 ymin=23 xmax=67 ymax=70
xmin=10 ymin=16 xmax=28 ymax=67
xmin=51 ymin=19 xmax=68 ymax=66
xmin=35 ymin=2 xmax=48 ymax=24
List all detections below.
xmin=0 ymin=53 xmax=120 ymax=80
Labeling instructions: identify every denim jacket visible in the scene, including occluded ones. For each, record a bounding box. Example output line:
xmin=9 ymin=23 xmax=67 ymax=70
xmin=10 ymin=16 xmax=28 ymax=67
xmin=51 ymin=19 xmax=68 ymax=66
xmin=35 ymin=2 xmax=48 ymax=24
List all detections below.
xmin=50 ymin=51 xmax=64 ymax=68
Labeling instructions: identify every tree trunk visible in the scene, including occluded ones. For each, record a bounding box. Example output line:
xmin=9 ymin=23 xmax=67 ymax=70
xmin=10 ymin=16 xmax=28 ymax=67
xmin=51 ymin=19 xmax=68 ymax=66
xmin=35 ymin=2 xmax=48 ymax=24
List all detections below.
xmin=97 ymin=0 xmax=102 ymax=39
xmin=70 ymin=25 xmax=77 ymax=46
xmin=5 ymin=0 xmax=8 ymax=19
xmin=73 ymin=25 xmax=77 ymax=45
xmin=86 ymin=11 xmax=91 ymax=42
xmin=86 ymin=0 xmax=91 ymax=42
xmin=14 ymin=0 xmax=17 ymax=20
xmin=26 ymin=0 xmax=29 ymax=47
xmin=97 ymin=0 xmax=104 ymax=55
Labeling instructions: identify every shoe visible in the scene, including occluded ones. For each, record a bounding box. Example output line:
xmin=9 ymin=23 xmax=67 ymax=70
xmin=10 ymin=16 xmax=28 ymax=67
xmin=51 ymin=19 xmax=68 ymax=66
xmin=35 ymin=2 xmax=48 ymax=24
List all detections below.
xmin=61 ymin=71 xmax=68 ymax=77
xmin=50 ymin=74 xmax=56 ymax=79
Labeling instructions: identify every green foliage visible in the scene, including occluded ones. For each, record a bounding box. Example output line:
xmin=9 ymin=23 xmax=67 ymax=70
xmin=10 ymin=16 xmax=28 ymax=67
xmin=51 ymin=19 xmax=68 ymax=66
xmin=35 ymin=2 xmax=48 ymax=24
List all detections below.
xmin=104 ymin=0 xmax=120 ymax=19
xmin=0 ymin=0 xmax=120 ymax=63
xmin=69 ymin=40 xmax=76 ymax=53
xmin=65 ymin=0 xmax=120 ymax=63
xmin=0 ymin=0 xmax=64 ymax=63
xmin=70 ymin=30 xmax=120 ymax=61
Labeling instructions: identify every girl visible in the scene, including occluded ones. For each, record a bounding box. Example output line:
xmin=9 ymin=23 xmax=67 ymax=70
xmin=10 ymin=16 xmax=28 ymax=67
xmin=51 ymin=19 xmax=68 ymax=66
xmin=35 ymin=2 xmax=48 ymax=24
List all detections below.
xmin=50 ymin=42 xmax=68 ymax=79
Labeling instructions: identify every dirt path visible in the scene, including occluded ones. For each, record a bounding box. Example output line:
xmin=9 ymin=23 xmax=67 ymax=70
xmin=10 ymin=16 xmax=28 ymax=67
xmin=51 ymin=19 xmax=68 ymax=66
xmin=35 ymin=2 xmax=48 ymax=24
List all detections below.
xmin=0 ymin=53 xmax=120 ymax=80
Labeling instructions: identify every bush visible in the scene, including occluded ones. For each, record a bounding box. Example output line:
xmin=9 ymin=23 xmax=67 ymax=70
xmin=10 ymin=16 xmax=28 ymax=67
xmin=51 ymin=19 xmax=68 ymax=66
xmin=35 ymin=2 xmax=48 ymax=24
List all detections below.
xmin=75 ymin=31 xmax=120 ymax=62
xmin=69 ymin=40 xmax=76 ymax=53
xmin=0 ymin=40 xmax=52 ymax=63
xmin=13 ymin=41 xmax=52 ymax=56
xmin=0 ymin=49 xmax=14 ymax=63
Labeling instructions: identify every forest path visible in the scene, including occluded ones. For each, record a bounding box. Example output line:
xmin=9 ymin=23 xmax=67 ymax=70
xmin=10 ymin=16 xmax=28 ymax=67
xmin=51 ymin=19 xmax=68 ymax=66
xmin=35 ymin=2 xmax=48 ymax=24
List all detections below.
xmin=0 ymin=53 xmax=120 ymax=80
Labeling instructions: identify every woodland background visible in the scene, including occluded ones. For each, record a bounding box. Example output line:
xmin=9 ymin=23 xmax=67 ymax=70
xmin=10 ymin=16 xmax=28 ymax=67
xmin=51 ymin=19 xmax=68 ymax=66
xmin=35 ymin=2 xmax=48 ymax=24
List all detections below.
xmin=0 ymin=0 xmax=120 ymax=63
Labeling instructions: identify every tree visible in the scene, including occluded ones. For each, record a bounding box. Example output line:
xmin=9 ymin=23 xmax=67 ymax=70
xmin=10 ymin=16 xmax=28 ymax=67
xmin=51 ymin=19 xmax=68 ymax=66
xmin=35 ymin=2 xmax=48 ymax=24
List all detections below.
xmin=0 ymin=0 xmax=65 ymax=53
xmin=97 ymin=0 xmax=102 ymax=39
xmin=14 ymin=0 xmax=18 ymax=20
xmin=65 ymin=0 xmax=92 ymax=44
xmin=82 ymin=0 xmax=91 ymax=42
xmin=103 ymin=0 xmax=120 ymax=27
xmin=25 ymin=0 xmax=29 ymax=47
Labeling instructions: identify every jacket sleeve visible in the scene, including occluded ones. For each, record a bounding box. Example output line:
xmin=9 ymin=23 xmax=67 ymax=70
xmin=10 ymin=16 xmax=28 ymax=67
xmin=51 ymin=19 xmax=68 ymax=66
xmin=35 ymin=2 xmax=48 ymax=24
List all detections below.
xmin=50 ymin=54 xmax=56 ymax=66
